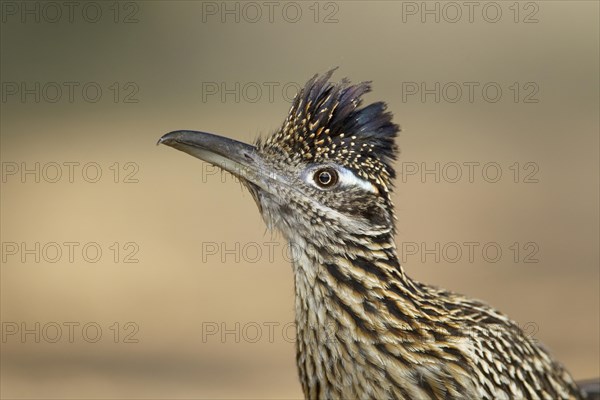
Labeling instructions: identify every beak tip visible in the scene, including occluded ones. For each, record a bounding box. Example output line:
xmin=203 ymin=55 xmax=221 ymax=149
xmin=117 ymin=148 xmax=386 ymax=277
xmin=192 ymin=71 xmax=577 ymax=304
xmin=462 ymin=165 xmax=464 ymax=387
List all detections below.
xmin=157 ymin=131 xmax=182 ymax=147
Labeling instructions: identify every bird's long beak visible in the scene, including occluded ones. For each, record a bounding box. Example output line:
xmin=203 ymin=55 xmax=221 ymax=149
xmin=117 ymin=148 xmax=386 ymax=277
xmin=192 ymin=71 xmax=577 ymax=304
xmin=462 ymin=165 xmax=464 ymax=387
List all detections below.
xmin=158 ymin=130 xmax=264 ymax=185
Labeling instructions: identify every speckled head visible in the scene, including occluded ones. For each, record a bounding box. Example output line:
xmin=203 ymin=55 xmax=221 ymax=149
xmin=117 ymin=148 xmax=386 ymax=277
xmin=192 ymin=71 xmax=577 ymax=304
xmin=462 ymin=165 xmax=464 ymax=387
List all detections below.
xmin=258 ymin=69 xmax=399 ymax=198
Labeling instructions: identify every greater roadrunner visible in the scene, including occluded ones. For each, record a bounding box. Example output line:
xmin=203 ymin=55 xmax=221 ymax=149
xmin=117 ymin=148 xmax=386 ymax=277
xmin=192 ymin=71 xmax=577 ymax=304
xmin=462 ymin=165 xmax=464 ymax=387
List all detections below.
xmin=159 ymin=70 xmax=599 ymax=399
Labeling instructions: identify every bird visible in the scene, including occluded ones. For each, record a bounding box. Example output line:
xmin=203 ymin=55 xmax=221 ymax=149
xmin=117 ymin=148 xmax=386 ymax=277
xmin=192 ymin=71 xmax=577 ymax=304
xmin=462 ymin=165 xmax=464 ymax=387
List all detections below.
xmin=158 ymin=69 xmax=599 ymax=400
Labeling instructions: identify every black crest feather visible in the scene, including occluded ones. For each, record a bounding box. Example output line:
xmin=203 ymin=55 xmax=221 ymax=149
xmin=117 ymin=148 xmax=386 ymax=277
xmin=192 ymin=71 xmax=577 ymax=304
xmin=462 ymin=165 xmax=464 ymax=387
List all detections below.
xmin=259 ymin=69 xmax=400 ymax=191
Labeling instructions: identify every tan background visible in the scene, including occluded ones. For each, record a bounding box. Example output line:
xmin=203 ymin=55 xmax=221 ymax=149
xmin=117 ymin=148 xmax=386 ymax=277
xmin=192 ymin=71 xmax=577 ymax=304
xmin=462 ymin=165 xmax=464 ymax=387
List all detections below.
xmin=1 ymin=1 xmax=598 ymax=399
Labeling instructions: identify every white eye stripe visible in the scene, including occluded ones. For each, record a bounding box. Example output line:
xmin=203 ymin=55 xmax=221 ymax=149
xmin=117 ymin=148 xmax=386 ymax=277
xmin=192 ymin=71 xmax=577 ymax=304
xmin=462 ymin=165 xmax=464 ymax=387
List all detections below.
xmin=337 ymin=167 xmax=378 ymax=193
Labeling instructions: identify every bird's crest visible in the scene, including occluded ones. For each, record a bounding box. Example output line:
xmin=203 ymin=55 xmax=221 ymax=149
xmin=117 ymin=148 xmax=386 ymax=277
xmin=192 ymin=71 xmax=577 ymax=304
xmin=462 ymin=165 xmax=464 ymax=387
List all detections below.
xmin=258 ymin=69 xmax=399 ymax=192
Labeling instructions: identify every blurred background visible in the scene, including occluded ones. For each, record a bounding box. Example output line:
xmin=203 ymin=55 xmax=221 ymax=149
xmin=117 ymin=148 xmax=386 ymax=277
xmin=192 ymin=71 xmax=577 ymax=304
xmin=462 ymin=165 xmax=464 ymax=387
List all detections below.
xmin=1 ymin=1 xmax=598 ymax=399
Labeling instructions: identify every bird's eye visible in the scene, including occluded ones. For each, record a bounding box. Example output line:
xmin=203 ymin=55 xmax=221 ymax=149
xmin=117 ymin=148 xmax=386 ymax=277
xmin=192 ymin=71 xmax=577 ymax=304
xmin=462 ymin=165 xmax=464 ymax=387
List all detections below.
xmin=314 ymin=168 xmax=339 ymax=188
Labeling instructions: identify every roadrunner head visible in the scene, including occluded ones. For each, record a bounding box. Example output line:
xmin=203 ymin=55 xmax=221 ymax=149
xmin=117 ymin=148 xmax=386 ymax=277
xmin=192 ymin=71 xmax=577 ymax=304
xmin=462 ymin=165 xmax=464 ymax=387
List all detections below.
xmin=159 ymin=69 xmax=399 ymax=244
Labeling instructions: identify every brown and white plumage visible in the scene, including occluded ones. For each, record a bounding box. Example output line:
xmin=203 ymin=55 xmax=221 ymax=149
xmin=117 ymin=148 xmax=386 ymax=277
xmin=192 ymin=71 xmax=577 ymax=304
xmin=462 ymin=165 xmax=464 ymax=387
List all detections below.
xmin=159 ymin=69 xmax=595 ymax=399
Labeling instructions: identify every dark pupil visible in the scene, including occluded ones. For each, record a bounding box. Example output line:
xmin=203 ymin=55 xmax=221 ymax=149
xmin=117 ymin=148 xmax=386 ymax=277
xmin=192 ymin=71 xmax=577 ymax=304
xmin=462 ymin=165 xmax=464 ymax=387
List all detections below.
xmin=318 ymin=171 xmax=332 ymax=185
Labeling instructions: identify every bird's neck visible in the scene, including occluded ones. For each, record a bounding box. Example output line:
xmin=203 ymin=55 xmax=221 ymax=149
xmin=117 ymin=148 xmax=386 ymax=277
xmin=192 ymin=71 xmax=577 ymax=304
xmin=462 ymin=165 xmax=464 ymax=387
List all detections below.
xmin=289 ymin=230 xmax=418 ymax=305
xmin=288 ymin=231 xmax=440 ymax=398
